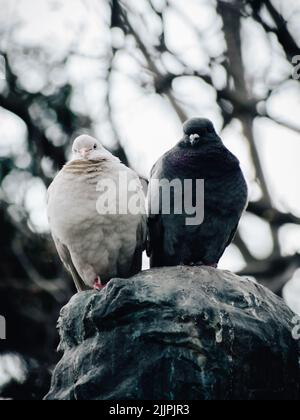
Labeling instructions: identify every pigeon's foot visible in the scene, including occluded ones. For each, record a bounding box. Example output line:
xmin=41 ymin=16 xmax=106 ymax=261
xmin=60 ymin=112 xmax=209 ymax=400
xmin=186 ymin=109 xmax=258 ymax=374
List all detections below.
xmin=194 ymin=262 xmax=218 ymax=269
xmin=93 ymin=276 xmax=105 ymax=291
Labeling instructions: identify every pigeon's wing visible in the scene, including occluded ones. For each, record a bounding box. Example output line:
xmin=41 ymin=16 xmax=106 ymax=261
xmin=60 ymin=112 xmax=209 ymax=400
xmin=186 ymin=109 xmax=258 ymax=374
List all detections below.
xmin=48 ymin=180 xmax=88 ymax=291
xmin=148 ymin=215 xmax=165 ymax=267
xmin=224 ymin=223 xmax=239 ymax=252
xmin=130 ymin=214 xmax=147 ymax=276
xmin=119 ymin=166 xmax=148 ymax=276
xmin=216 ymin=171 xmax=248 ymax=258
xmin=147 ymin=159 xmax=166 ymax=266
xmin=52 ymin=235 xmax=89 ymax=292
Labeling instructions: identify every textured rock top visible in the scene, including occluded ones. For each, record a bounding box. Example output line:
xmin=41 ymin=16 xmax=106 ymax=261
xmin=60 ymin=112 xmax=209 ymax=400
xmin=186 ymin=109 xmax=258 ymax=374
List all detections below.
xmin=45 ymin=267 xmax=300 ymax=400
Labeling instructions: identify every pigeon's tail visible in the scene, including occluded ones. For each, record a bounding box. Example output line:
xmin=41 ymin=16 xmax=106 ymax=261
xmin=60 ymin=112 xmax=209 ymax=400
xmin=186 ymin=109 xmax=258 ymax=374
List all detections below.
xmin=69 ymin=265 xmax=90 ymax=292
xmin=52 ymin=234 xmax=90 ymax=292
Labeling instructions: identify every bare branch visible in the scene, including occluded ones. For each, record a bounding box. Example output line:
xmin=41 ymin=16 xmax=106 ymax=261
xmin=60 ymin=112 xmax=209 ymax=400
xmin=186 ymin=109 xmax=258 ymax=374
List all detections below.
xmin=247 ymin=201 xmax=300 ymax=227
xmin=239 ymin=254 xmax=300 ymax=295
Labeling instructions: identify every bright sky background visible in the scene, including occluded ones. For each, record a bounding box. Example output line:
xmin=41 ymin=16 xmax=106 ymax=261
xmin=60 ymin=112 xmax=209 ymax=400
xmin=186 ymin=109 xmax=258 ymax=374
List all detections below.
xmin=0 ymin=0 xmax=300 ymax=313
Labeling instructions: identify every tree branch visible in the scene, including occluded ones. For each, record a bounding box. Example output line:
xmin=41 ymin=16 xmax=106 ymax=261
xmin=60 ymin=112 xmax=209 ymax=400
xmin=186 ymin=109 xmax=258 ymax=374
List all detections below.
xmin=247 ymin=201 xmax=300 ymax=227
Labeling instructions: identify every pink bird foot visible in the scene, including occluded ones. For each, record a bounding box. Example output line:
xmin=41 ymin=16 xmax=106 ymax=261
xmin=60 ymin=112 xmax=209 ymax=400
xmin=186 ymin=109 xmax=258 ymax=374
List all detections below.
xmin=93 ymin=276 xmax=105 ymax=291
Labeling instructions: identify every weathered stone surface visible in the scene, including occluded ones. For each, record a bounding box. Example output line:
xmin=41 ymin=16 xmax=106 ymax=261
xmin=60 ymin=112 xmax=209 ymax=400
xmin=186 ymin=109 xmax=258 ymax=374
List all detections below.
xmin=45 ymin=267 xmax=300 ymax=400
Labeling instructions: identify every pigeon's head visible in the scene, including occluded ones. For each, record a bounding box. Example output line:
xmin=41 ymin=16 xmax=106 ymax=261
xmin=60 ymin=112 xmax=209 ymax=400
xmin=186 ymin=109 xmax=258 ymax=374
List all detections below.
xmin=72 ymin=135 xmax=119 ymax=162
xmin=180 ymin=118 xmax=219 ymax=148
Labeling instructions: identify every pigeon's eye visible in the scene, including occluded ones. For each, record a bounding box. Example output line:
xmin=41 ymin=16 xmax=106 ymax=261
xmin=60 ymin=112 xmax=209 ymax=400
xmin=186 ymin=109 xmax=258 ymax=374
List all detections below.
xmin=93 ymin=144 xmax=97 ymax=149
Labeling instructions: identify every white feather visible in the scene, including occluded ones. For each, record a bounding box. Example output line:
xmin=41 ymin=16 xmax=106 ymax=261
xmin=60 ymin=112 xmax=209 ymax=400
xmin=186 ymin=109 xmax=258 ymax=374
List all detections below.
xmin=47 ymin=137 xmax=147 ymax=290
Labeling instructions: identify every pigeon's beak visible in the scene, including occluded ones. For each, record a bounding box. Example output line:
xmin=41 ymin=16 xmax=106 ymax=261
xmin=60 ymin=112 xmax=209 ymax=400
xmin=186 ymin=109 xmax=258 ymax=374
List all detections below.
xmin=189 ymin=134 xmax=200 ymax=146
xmin=80 ymin=148 xmax=90 ymax=158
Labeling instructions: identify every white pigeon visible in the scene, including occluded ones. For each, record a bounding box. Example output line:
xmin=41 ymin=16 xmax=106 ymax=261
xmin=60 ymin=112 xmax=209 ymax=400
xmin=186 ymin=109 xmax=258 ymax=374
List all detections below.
xmin=47 ymin=135 xmax=147 ymax=292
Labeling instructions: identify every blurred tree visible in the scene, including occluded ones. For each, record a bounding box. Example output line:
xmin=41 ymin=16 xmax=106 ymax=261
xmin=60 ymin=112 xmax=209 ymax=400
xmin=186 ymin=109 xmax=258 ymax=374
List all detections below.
xmin=0 ymin=0 xmax=300 ymax=398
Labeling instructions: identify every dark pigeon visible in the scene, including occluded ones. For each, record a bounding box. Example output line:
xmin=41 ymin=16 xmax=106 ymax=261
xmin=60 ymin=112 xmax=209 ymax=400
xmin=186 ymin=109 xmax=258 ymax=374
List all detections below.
xmin=148 ymin=118 xmax=248 ymax=268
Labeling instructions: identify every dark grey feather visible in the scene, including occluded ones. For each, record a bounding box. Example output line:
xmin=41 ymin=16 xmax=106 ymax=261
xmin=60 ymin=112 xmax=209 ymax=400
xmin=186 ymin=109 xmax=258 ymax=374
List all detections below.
xmin=148 ymin=118 xmax=248 ymax=268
